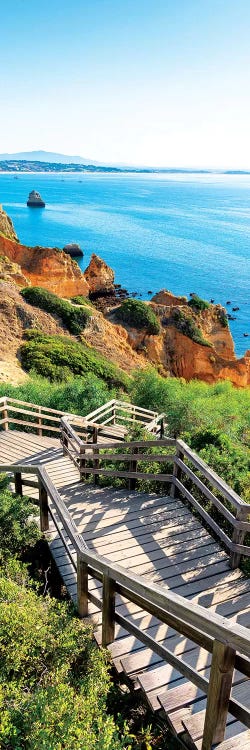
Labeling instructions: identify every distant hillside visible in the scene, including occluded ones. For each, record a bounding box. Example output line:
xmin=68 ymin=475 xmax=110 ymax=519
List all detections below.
xmin=0 ymin=150 xmax=100 ymax=165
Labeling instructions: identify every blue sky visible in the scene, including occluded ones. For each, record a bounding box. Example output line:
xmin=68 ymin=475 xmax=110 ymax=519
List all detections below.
xmin=1 ymin=0 xmax=250 ymax=167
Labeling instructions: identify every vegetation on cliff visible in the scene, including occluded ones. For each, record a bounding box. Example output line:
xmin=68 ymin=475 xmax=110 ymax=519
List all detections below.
xmin=20 ymin=330 xmax=130 ymax=389
xmin=167 ymin=308 xmax=212 ymax=346
xmin=116 ymin=299 xmax=160 ymax=335
xmin=21 ymin=287 xmax=91 ymax=335
xmin=188 ymin=294 xmax=210 ymax=312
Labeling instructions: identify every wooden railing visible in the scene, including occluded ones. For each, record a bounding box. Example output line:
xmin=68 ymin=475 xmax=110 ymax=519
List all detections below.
xmin=0 ymin=396 xmax=164 ymax=438
xmin=0 ymin=460 xmax=249 ymax=750
xmin=60 ymin=417 xmax=250 ymax=568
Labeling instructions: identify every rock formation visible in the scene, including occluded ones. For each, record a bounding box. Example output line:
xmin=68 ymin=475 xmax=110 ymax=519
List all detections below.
xmin=84 ymin=253 xmax=115 ymax=294
xmin=0 ymin=255 xmax=30 ymax=287
xmin=0 ymin=204 xmax=18 ymax=241
xmin=0 ymin=207 xmax=89 ymax=297
xmin=27 ymin=190 xmax=45 ymax=207
xmin=63 ymin=243 xmax=83 ymax=257
xmin=152 ymin=289 xmax=188 ymax=306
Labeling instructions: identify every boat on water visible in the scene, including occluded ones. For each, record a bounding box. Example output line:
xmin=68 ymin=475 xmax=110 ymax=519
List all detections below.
xmin=27 ymin=190 xmax=45 ymax=207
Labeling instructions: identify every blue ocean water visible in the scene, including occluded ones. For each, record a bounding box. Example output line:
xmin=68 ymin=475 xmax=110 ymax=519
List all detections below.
xmin=0 ymin=171 xmax=249 ymax=357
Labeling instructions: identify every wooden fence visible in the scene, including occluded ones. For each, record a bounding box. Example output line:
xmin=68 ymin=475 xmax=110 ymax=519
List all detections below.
xmin=0 ymin=459 xmax=249 ymax=750
xmin=0 ymin=396 xmax=165 ymax=439
xmin=61 ymin=417 xmax=250 ymax=568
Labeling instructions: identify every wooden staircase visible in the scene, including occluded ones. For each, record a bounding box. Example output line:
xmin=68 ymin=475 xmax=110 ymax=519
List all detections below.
xmin=0 ymin=396 xmax=249 ymax=750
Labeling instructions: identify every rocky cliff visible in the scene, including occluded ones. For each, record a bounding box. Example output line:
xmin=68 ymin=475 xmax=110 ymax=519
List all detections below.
xmin=112 ymin=292 xmax=250 ymax=387
xmin=84 ymin=253 xmax=115 ymax=294
xmin=0 ymin=207 xmax=89 ymax=297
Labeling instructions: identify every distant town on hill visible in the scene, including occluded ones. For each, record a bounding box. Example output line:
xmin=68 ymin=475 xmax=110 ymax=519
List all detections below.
xmin=0 ymin=151 xmax=249 ymax=174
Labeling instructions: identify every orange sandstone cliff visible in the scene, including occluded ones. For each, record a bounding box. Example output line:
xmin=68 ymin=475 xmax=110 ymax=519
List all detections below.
xmin=0 ymin=206 xmax=89 ymax=297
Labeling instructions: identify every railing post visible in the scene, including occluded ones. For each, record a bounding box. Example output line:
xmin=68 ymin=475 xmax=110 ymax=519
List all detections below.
xmin=80 ymin=444 xmax=86 ymax=481
xmin=128 ymin=446 xmax=138 ymax=491
xmin=102 ymin=573 xmax=115 ymax=646
xmin=2 ymin=398 xmax=8 ymax=431
xmin=38 ymin=406 xmax=42 ymax=437
xmin=170 ymin=444 xmax=183 ymax=498
xmin=14 ymin=471 xmax=23 ymax=496
xmin=39 ymin=478 xmax=49 ymax=532
xmin=230 ymin=509 xmax=246 ymax=569
xmin=160 ymin=417 xmax=164 ymax=439
xmin=77 ymin=556 xmax=88 ymax=617
xmin=201 ymin=639 xmax=235 ymax=750
xmin=93 ymin=446 xmax=100 ymax=485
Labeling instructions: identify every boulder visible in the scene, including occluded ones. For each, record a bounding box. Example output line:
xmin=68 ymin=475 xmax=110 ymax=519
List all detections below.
xmin=27 ymin=190 xmax=45 ymax=207
xmin=152 ymin=289 xmax=188 ymax=306
xmin=84 ymin=253 xmax=115 ymax=293
xmin=63 ymin=243 xmax=83 ymax=257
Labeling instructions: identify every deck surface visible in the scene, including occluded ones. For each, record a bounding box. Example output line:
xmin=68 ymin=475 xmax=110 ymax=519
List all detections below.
xmin=0 ymin=429 xmax=249 ymax=749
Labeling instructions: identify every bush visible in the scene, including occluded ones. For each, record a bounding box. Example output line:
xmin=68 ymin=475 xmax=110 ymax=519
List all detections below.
xmin=170 ymin=309 xmax=211 ymax=346
xmin=21 ymin=287 xmax=91 ymax=335
xmin=188 ymin=295 xmax=210 ymax=312
xmin=116 ymin=299 xmax=160 ymax=335
xmin=71 ymin=295 xmax=93 ymax=307
xmin=20 ymin=330 xmax=130 ymax=389
xmin=0 ymin=566 xmax=129 ymax=750
xmin=0 ymin=374 xmax=115 ymax=417
xmin=0 ymin=475 xmax=40 ymax=562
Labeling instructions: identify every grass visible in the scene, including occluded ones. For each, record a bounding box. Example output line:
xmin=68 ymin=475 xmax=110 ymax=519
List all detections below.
xmin=169 ymin=308 xmax=212 ymax=346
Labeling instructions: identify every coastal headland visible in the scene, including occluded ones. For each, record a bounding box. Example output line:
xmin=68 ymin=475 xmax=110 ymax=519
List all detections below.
xmin=0 ymin=204 xmax=249 ymax=387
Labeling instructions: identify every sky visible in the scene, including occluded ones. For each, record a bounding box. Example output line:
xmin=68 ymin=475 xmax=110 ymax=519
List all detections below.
xmin=1 ymin=0 xmax=250 ymax=168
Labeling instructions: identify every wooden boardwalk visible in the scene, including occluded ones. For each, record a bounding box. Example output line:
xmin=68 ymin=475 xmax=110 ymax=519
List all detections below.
xmin=0 ymin=429 xmax=249 ymax=750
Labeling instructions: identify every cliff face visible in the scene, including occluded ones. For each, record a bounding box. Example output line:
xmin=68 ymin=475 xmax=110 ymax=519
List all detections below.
xmin=84 ymin=253 xmax=115 ymax=293
xmin=114 ymin=293 xmax=250 ymax=387
xmin=0 ymin=205 xmax=18 ymax=241
xmin=0 ymin=231 xmax=89 ymax=297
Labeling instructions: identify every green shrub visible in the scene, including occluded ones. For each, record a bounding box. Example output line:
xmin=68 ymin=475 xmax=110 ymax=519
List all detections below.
xmin=170 ymin=308 xmax=212 ymax=346
xmin=188 ymin=295 xmax=210 ymax=312
xmin=21 ymin=287 xmax=91 ymax=335
xmin=20 ymin=330 xmax=130 ymax=389
xmin=116 ymin=299 xmax=160 ymax=335
xmin=0 ymin=475 xmax=40 ymax=562
xmin=217 ymin=308 xmax=229 ymax=328
xmin=0 ymin=374 xmax=115 ymax=417
xmin=71 ymin=295 xmax=93 ymax=307
xmin=0 ymin=566 xmax=129 ymax=750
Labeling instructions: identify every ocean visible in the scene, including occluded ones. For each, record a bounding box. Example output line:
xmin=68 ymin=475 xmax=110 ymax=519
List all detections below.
xmin=0 ymin=171 xmax=249 ymax=357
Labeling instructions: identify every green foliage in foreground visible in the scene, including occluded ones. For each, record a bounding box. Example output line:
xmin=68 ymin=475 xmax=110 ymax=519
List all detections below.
xmin=71 ymin=295 xmax=94 ymax=307
xmin=0 ymin=374 xmax=115 ymax=417
xmin=0 ymin=475 xmax=40 ymax=562
xmin=0 ymin=566 xmax=130 ymax=750
xmin=131 ymin=369 xmax=250 ymax=501
xmin=20 ymin=330 xmax=130 ymax=389
xmin=116 ymin=299 xmax=160 ymax=335
xmin=21 ymin=287 xmax=91 ymax=335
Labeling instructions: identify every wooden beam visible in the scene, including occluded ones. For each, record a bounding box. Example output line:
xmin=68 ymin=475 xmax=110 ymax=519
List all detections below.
xmin=102 ymin=574 xmax=115 ymax=646
xmin=201 ymin=639 xmax=235 ymax=749
xmin=77 ymin=557 xmax=88 ymax=617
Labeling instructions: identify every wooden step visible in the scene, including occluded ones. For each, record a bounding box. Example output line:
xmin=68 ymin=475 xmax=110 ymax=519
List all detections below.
xmin=195 ymin=729 xmax=250 ymax=750
xmin=182 ymin=708 xmax=247 ymax=748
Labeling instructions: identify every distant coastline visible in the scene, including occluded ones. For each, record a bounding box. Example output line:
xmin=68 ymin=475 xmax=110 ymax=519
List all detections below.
xmin=1 ymin=159 xmax=250 ymax=175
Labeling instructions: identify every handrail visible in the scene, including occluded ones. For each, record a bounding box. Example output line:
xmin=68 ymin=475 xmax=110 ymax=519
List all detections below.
xmin=1 ymin=459 xmax=250 ymax=749
xmin=60 ymin=416 xmax=250 ymax=567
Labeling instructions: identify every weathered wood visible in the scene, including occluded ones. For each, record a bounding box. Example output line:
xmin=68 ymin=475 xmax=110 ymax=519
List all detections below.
xmin=170 ymin=447 xmax=184 ymax=498
xmin=128 ymin=446 xmax=138 ymax=491
xmin=14 ymin=471 xmax=23 ymax=496
xmin=230 ymin=509 xmax=248 ymax=569
xmin=177 ymin=439 xmax=245 ymax=510
xmin=102 ymin=574 xmax=115 ymax=646
xmin=93 ymin=446 xmax=100 ymax=485
xmin=77 ymin=557 xmax=88 ymax=617
xmin=2 ymin=398 xmax=8 ymax=431
xmin=201 ymin=639 xmax=235 ymax=749
xmin=39 ymin=479 xmax=49 ymax=532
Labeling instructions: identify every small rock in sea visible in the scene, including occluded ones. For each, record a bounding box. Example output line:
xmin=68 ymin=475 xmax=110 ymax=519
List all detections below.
xmin=131 ymin=292 xmax=138 ymax=297
xmin=27 ymin=190 xmax=45 ymax=207
xmin=148 ymin=290 xmax=152 ymax=294
xmin=243 ymin=333 xmax=249 ymax=337
xmin=226 ymin=300 xmax=231 ymax=305
xmin=232 ymin=306 xmax=240 ymax=311
xmin=210 ymin=299 xmax=214 ymax=303
xmin=189 ymin=292 xmax=196 ymax=297
xmin=63 ymin=243 xmax=83 ymax=258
